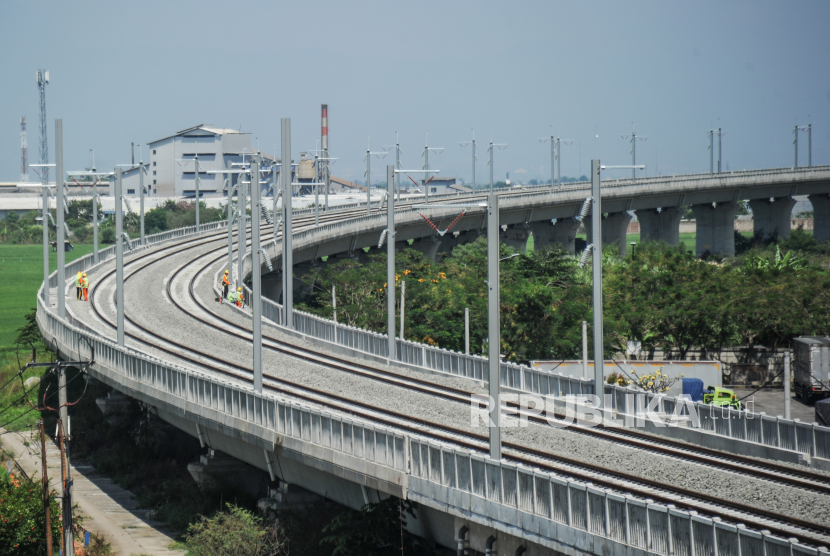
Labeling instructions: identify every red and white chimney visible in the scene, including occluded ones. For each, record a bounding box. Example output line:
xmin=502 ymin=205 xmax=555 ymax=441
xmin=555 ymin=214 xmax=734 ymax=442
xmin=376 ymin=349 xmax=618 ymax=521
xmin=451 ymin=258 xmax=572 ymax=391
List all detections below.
xmin=321 ymin=104 xmax=328 ymax=152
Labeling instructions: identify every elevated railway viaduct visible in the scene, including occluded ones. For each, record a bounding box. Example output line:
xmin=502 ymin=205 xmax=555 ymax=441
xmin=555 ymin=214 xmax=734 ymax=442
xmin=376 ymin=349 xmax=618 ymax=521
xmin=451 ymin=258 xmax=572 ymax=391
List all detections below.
xmin=38 ymin=165 xmax=830 ymax=555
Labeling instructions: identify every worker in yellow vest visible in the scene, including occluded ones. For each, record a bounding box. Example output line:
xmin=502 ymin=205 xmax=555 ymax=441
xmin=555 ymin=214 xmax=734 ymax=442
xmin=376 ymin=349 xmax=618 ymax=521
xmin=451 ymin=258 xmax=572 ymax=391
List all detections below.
xmin=221 ymin=270 xmax=230 ymax=304
xmin=236 ymin=287 xmax=244 ymax=308
xmin=76 ymin=271 xmax=83 ymax=300
xmin=81 ymin=273 xmax=90 ymax=301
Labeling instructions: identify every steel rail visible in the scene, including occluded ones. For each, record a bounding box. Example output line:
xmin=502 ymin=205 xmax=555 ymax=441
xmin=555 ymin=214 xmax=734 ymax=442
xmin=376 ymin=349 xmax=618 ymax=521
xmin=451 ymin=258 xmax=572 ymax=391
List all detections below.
xmin=82 ymin=232 xmax=830 ymax=545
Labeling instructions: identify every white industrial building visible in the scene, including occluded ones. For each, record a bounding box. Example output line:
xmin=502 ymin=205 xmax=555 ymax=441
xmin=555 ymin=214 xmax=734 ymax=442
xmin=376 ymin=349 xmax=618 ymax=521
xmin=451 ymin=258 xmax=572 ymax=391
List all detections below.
xmin=121 ymin=124 xmax=263 ymax=199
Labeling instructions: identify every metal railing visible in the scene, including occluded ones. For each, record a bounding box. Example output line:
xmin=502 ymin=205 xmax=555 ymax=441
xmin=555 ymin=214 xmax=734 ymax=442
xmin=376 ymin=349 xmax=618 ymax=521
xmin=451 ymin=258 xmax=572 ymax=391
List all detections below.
xmin=38 ymin=218 xmax=827 ymax=555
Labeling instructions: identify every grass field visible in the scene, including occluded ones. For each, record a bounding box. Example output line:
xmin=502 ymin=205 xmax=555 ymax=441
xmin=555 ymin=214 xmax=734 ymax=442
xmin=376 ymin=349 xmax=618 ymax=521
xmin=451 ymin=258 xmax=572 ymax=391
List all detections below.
xmin=0 ymin=243 xmax=95 ymax=351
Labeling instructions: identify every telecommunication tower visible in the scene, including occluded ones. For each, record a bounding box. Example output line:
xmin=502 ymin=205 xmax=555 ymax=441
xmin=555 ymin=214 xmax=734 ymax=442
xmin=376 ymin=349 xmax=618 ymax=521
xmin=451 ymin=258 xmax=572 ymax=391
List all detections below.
xmin=36 ymin=69 xmax=50 ymax=179
xmin=20 ymin=117 xmax=28 ymax=182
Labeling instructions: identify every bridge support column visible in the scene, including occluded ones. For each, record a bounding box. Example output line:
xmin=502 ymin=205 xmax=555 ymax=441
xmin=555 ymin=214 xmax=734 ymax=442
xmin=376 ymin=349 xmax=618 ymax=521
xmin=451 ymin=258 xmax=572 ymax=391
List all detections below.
xmin=692 ymin=203 xmax=738 ymax=256
xmin=409 ymin=236 xmax=442 ymax=260
xmin=501 ymin=224 xmax=531 ymax=253
xmin=529 ymin=218 xmax=581 ymax=254
xmin=809 ymin=193 xmax=830 ymax=243
xmin=748 ymin=197 xmax=796 ymax=239
xmin=585 ymin=212 xmax=633 ymax=256
xmin=636 ymin=207 xmax=682 ymax=245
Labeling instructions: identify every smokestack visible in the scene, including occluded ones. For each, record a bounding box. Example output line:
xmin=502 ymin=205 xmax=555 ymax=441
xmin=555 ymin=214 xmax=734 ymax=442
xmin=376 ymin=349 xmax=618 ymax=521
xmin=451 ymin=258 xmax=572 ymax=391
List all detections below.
xmin=131 ymin=142 xmax=135 ymax=165
xmin=321 ymin=104 xmax=328 ymax=152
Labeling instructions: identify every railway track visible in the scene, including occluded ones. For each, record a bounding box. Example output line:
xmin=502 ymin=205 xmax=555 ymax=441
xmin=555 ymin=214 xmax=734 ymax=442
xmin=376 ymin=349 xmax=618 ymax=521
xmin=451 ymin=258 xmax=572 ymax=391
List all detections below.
xmin=78 ymin=210 xmax=830 ymax=546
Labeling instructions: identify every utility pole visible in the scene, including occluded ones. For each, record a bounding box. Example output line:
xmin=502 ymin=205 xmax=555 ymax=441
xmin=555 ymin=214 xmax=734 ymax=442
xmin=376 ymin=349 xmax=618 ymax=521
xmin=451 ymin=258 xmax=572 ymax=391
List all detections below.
xmin=590 ymin=159 xmax=604 ymax=413
xmin=487 ymin=137 xmax=507 ymax=193
xmin=784 ymin=351 xmax=791 ymax=420
xmin=465 ymin=307 xmax=470 ymax=355
xmin=808 ymin=123 xmax=812 ymax=167
xmin=321 ymin=104 xmax=330 ymax=211
xmin=56 ymin=120 xmax=66 ymax=319
xmin=43 ymin=183 xmax=50 ymax=304
xmin=539 ymin=135 xmax=570 ymax=187
xmin=364 ymin=140 xmax=386 ymax=216
xmin=139 ymin=154 xmax=146 ymax=245
xmin=386 ymin=165 xmax=396 ymax=361
xmin=422 ymin=137 xmax=444 ymax=203
xmin=93 ymin=178 xmax=99 ymax=263
xmin=39 ymin=420 xmax=53 ymax=556
xmin=37 ymin=70 xmax=49 ymax=181
xmin=717 ymin=128 xmax=723 ymax=173
xmin=281 ymin=118 xmax=294 ymax=329
xmin=582 ymin=320 xmax=588 ymax=379
xmin=794 ymin=125 xmax=799 ymax=169
xmin=487 ymin=191 xmax=501 ymax=460
xmin=460 ymin=132 xmax=477 ymax=192
xmin=226 ymin=179 xmax=235 ymax=283
xmin=400 ymin=281 xmax=405 ymax=341
xmin=395 ymin=133 xmax=402 ymax=201
xmin=58 ymin=365 xmax=74 ymax=556
xmin=622 ymin=128 xmax=648 ymax=180
xmin=115 ymin=167 xmax=125 ymax=347
xmin=708 ymin=129 xmax=714 ymax=176
xmin=332 ymin=284 xmax=337 ymax=323
xmin=252 ymin=156 xmax=263 ymax=392
xmin=237 ymin=172 xmax=247 ymax=291
xmin=195 ymin=154 xmax=201 ymax=232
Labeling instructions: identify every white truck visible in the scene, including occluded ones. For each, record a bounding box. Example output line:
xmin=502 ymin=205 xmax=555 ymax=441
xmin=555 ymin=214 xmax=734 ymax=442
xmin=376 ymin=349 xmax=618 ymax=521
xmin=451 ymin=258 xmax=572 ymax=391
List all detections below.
xmin=793 ymin=336 xmax=830 ymax=402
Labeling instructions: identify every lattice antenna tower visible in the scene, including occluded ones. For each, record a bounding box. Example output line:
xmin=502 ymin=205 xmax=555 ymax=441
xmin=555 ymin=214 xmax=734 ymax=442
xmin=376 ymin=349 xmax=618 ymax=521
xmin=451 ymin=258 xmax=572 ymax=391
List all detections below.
xmin=20 ymin=117 xmax=28 ymax=182
xmin=37 ymin=69 xmax=49 ymax=179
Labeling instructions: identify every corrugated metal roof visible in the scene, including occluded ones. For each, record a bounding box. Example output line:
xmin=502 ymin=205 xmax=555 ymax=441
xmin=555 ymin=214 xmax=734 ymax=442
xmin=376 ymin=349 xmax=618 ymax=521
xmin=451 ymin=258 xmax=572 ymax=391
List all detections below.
xmin=149 ymin=124 xmax=249 ymax=145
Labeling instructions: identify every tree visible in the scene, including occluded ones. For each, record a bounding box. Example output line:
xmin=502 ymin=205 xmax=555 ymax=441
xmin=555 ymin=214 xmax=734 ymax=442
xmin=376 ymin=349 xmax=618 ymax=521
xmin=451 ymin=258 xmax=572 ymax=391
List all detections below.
xmin=15 ymin=308 xmax=44 ymax=362
xmin=0 ymin=469 xmax=62 ymax=556
xmin=185 ymin=504 xmax=286 ymax=556
xmin=321 ymin=497 xmax=432 ymax=556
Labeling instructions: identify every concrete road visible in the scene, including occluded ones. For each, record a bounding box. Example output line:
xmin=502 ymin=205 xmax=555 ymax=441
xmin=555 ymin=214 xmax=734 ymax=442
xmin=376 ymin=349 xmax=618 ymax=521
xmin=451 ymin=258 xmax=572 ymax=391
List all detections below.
xmin=734 ymin=387 xmax=817 ymax=423
xmin=1 ymin=427 xmax=182 ymax=556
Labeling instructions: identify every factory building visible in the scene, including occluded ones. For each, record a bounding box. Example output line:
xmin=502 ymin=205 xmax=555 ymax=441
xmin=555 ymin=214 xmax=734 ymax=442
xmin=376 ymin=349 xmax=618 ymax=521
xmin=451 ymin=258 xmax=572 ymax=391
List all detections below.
xmin=121 ymin=124 xmax=263 ymax=199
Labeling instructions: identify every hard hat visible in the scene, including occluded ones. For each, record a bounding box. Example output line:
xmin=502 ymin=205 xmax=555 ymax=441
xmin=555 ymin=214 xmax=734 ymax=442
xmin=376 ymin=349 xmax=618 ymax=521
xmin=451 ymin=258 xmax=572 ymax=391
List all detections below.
xmin=225 ymin=270 xmax=229 ymax=274
xmin=237 ymin=287 xmax=242 ymax=292
xmin=82 ymin=273 xmax=87 ymax=277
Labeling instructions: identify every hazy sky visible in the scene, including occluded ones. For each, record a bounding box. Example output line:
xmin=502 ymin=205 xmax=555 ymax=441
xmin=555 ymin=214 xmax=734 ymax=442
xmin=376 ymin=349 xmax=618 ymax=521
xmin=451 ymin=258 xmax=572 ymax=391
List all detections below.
xmin=2 ymin=0 xmax=828 ymax=184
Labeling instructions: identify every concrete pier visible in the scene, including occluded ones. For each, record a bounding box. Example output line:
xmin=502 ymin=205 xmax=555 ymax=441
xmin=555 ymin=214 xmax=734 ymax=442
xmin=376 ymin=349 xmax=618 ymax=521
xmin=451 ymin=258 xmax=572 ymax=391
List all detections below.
xmin=748 ymin=197 xmax=796 ymax=239
xmin=501 ymin=224 xmax=531 ymax=253
xmin=692 ymin=203 xmax=738 ymax=256
xmin=809 ymin=193 xmax=830 ymax=243
xmin=636 ymin=207 xmax=682 ymax=245
xmin=585 ymin=212 xmax=633 ymax=257
xmin=408 ymin=236 xmax=442 ymax=260
xmin=529 ymin=218 xmax=581 ymax=253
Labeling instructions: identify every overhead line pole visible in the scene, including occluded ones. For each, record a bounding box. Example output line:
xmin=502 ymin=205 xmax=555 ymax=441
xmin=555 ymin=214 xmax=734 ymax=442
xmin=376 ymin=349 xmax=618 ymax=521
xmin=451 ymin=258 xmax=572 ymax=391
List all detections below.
xmin=590 ymin=160 xmax=603 ymax=413
xmin=237 ymin=169 xmax=247 ymax=290
xmin=252 ymin=156 xmax=263 ymax=392
xmin=487 ymin=191 xmax=500 ymax=459
xmin=56 ymin=120 xmax=66 ymax=319
xmin=195 ymin=154 xmax=201 ymax=232
xmin=139 ymin=157 xmax=146 ymax=244
xmin=282 ymin=118 xmax=294 ymax=329
xmin=386 ymin=165 xmax=396 ymax=361
xmin=115 ymin=166 xmax=125 ymax=347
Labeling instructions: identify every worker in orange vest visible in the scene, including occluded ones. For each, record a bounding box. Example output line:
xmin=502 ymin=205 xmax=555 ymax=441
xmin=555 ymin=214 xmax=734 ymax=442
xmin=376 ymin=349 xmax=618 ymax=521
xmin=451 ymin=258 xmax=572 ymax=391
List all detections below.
xmin=81 ymin=273 xmax=90 ymax=301
xmin=236 ymin=287 xmax=244 ymax=308
xmin=221 ymin=270 xmax=230 ymax=304
xmin=76 ymin=271 xmax=83 ymax=300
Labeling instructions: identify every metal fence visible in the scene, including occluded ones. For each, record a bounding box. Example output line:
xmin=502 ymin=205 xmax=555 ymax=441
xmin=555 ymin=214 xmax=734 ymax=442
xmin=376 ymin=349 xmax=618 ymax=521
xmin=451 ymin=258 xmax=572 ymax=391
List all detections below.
xmin=605 ymin=383 xmax=830 ymax=460
xmin=407 ymin=436 xmax=821 ymax=555
xmin=38 ymin=289 xmax=822 ymax=555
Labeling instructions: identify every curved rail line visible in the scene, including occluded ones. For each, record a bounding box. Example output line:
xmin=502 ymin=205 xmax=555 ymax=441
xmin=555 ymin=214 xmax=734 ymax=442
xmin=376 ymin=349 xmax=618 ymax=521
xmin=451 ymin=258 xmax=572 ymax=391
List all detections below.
xmin=81 ymin=224 xmax=830 ymax=545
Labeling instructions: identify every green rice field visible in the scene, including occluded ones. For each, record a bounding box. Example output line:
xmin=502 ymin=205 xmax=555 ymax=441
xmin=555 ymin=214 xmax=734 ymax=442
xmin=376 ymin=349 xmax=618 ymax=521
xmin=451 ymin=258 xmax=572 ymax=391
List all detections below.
xmin=0 ymin=243 xmax=95 ymax=350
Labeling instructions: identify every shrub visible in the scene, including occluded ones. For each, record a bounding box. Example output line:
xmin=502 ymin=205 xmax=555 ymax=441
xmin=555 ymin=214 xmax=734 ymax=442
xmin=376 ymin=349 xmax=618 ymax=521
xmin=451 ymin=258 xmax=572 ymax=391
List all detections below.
xmin=185 ymin=504 xmax=286 ymax=556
